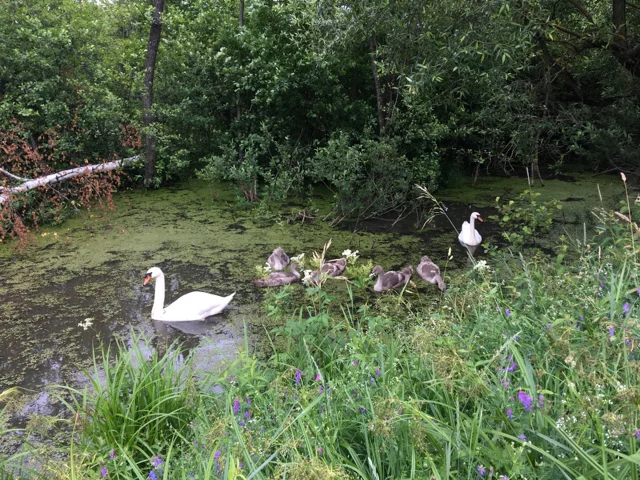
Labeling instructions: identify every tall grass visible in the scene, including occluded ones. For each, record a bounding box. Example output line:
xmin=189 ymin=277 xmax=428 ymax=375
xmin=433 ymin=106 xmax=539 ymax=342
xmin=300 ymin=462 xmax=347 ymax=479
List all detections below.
xmin=49 ymin=332 xmax=202 ymax=479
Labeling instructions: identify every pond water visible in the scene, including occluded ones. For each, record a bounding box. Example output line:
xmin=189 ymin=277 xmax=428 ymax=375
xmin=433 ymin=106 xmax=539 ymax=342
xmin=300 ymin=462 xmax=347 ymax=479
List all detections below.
xmin=0 ymin=173 xmax=624 ymax=428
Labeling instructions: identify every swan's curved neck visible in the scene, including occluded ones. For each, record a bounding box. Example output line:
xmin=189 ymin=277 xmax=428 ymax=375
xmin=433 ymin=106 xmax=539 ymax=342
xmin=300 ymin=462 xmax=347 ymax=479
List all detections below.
xmin=466 ymin=215 xmax=476 ymax=242
xmin=152 ymin=274 xmax=166 ymax=319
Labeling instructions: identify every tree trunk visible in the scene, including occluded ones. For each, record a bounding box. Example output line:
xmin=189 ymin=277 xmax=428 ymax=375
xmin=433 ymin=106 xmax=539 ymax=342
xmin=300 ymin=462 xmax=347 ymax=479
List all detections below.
xmin=613 ymin=0 xmax=627 ymax=45
xmin=237 ymin=0 xmax=245 ymax=164
xmin=0 ymin=156 xmax=140 ymax=205
xmin=369 ymin=36 xmax=385 ymax=136
xmin=142 ymin=0 xmax=165 ymax=186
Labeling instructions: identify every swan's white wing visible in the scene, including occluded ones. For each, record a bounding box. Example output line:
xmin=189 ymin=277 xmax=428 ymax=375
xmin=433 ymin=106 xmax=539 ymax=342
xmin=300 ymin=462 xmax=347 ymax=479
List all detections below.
xmin=458 ymin=221 xmax=470 ymax=243
xmin=161 ymin=291 xmax=235 ymax=322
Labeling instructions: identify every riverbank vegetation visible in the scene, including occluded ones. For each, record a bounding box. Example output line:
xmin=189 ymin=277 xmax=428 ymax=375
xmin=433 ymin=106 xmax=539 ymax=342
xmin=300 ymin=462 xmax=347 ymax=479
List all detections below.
xmin=1 ymin=182 xmax=639 ymax=479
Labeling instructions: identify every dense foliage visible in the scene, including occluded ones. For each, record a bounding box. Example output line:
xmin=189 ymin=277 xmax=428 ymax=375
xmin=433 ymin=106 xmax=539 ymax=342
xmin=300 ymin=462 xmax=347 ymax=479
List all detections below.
xmin=2 ymin=0 xmax=640 ymax=224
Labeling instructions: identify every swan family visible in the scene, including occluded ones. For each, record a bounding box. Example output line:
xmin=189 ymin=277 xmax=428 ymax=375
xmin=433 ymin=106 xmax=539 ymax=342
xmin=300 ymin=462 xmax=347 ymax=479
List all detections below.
xmin=143 ymin=211 xmax=482 ymax=320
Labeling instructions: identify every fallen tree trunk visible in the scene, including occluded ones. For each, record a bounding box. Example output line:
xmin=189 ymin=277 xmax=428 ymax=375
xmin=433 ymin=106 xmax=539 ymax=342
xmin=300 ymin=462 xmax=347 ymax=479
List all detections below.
xmin=0 ymin=155 xmax=140 ymax=205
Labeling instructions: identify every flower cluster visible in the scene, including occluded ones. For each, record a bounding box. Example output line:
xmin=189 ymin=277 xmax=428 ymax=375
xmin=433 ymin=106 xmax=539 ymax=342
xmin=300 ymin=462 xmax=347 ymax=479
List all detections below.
xmin=342 ymin=249 xmax=360 ymax=264
xmin=148 ymin=455 xmax=163 ymax=480
xmin=473 ymin=260 xmax=490 ymax=272
xmin=78 ymin=317 xmax=94 ymax=330
xmin=290 ymin=253 xmax=305 ymax=264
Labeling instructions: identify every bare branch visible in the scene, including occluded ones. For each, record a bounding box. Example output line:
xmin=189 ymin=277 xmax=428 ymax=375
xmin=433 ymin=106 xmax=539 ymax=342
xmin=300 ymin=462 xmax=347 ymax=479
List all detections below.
xmin=0 ymin=155 xmax=140 ymax=205
xmin=552 ymin=23 xmax=586 ymax=39
xmin=564 ymin=0 xmax=594 ymax=23
xmin=0 ymin=167 xmax=30 ymax=182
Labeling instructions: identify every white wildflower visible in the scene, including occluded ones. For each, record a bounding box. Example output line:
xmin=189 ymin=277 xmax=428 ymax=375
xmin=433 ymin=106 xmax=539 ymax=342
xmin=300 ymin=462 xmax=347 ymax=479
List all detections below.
xmin=291 ymin=253 xmax=305 ymax=262
xmin=342 ymin=249 xmax=359 ymax=263
xmin=78 ymin=318 xmax=94 ymax=331
xmin=473 ymin=260 xmax=490 ymax=271
xmin=263 ymin=263 xmax=272 ymax=273
xmin=302 ymin=270 xmax=314 ymax=286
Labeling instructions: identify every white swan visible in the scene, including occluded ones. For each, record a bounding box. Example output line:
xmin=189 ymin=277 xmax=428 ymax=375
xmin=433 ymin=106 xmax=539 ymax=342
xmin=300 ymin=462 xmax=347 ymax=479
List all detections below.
xmin=458 ymin=212 xmax=483 ymax=250
xmin=143 ymin=267 xmax=235 ymax=321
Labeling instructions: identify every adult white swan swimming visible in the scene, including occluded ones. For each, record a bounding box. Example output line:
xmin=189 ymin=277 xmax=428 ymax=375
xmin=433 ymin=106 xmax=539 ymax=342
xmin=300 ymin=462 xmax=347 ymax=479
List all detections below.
xmin=458 ymin=212 xmax=483 ymax=251
xmin=143 ymin=267 xmax=235 ymax=321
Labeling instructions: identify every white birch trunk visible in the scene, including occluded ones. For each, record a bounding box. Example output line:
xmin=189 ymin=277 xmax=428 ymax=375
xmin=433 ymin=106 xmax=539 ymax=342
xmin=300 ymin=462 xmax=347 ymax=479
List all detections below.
xmin=0 ymin=155 xmax=139 ymax=205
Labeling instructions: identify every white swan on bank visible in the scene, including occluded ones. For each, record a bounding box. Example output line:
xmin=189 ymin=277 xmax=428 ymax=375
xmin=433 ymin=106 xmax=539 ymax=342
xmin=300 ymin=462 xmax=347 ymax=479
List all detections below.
xmin=458 ymin=212 xmax=483 ymax=252
xmin=143 ymin=267 xmax=235 ymax=321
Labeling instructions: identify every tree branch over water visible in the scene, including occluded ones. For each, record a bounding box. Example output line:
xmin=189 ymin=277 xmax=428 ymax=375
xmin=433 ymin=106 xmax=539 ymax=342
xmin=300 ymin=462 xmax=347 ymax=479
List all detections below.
xmin=0 ymin=155 xmax=140 ymax=205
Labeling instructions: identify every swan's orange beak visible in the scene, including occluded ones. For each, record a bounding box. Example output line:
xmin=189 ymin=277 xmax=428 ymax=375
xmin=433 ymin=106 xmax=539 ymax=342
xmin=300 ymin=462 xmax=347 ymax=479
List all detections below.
xmin=143 ymin=274 xmax=152 ymax=286
xmin=477 ymin=216 xmax=483 ymax=222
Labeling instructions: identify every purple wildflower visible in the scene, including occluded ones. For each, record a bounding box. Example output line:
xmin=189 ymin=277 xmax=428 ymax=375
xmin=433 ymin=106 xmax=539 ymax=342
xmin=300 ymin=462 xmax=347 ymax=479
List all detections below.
xmin=239 ymin=462 xmax=243 ymax=468
xmin=609 ymin=326 xmax=615 ymax=338
xmin=148 ymin=472 xmax=157 ymax=480
xmin=319 ymin=386 xmax=324 ymax=393
xmin=190 ymin=474 xmax=195 ymax=478
xmin=353 ymin=360 xmax=359 ymax=366
xmin=214 ymin=450 xmax=221 ymax=461
xmin=151 ymin=456 xmax=162 ymax=469
xmin=318 ymin=447 xmax=323 ymax=455
xmin=518 ymin=434 xmax=527 ymax=441
xmin=517 ymin=391 xmax=534 ymax=412
xmin=233 ymin=397 xmax=240 ymax=414
xmin=506 ymin=408 xmax=513 ymax=420
xmin=101 ymin=466 xmax=108 ymax=478
xmin=505 ymin=309 xmax=511 ymax=317
xmin=239 ymin=420 xmax=245 ymax=426
xmin=246 ymin=397 xmax=251 ymax=406
xmin=244 ymin=411 xmax=250 ymax=420
xmin=579 ymin=315 xmax=584 ymax=322
xmin=315 ymin=374 xmax=321 ymax=381
xmin=375 ymin=368 xmax=381 ymax=376
xmin=370 ymin=378 xmax=375 ymax=383
xmin=538 ymin=394 xmax=544 ymax=409
xmin=477 ymin=465 xmax=486 ymax=477
xmin=295 ymin=369 xmax=303 ymax=384
xmin=624 ymin=303 xmax=631 ymax=315
xmin=359 ymin=407 xmax=367 ymax=414
xmin=109 ymin=449 xmax=115 ymax=460
xmin=626 ymin=338 xmax=631 ymax=345
xmin=546 ymin=323 xmax=551 ymax=330
xmin=637 ymin=288 xmax=640 ymax=296
xmin=634 ymin=429 xmax=640 ymax=439
xmin=507 ymin=363 xmax=517 ymax=372
xmin=501 ymin=378 xmax=511 ymax=389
